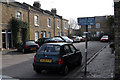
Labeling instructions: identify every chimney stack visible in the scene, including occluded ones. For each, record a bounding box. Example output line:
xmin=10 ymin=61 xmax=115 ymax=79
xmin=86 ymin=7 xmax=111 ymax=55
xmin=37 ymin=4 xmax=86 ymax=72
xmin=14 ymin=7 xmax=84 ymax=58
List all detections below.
xmin=33 ymin=1 xmax=41 ymax=8
xmin=51 ymin=8 xmax=57 ymax=14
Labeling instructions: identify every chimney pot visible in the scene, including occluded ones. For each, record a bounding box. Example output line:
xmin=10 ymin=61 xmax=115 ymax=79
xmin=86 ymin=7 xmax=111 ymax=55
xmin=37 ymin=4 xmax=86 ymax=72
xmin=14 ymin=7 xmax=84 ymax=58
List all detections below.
xmin=33 ymin=1 xmax=41 ymax=8
xmin=51 ymin=8 xmax=57 ymax=14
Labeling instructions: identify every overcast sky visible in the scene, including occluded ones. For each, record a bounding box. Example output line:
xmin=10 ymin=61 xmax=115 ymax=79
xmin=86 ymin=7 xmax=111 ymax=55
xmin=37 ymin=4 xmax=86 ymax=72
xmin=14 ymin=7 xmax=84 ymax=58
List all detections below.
xmin=15 ymin=0 xmax=114 ymax=20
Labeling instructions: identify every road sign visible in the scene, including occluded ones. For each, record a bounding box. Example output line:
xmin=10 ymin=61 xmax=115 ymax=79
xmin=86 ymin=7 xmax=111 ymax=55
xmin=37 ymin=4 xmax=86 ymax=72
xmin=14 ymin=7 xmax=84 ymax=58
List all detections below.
xmin=77 ymin=18 xmax=88 ymax=26
xmin=77 ymin=17 xmax=95 ymax=26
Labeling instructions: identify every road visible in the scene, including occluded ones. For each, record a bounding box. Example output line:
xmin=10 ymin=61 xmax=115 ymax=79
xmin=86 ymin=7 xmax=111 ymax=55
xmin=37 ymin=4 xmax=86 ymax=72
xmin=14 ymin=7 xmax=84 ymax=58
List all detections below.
xmin=2 ymin=41 xmax=108 ymax=79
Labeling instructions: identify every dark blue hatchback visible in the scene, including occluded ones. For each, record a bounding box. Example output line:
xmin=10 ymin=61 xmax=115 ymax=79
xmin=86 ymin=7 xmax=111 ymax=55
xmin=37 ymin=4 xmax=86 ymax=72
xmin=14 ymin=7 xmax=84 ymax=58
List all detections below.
xmin=33 ymin=43 xmax=82 ymax=75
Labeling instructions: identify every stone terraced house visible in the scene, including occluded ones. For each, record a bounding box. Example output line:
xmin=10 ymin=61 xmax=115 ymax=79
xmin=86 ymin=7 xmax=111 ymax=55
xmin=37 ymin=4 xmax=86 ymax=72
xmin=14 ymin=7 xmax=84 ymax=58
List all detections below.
xmin=0 ymin=1 xmax=68 ymax=50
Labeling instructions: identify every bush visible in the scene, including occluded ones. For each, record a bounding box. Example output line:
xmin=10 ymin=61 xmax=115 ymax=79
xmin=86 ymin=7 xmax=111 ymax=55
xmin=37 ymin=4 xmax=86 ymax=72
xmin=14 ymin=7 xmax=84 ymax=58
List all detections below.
xmin=9 ymin=17 xmax=29 ymax=48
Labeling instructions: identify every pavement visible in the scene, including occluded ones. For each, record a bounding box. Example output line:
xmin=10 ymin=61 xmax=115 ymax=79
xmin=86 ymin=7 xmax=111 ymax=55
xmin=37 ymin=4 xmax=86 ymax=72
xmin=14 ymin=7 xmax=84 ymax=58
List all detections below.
xmin=1 ymin=49 xmax=17 ymax=55
xmin=75 ymin=44 xmax=115 ymax=79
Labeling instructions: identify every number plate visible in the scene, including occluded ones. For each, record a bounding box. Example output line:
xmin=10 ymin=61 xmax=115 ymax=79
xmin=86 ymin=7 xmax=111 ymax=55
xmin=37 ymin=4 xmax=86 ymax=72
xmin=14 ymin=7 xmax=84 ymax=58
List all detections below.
xmin=40 ymin=59 xmax=52 ymax=63
xmin=31 ymin=48 xmax=36 ymax=50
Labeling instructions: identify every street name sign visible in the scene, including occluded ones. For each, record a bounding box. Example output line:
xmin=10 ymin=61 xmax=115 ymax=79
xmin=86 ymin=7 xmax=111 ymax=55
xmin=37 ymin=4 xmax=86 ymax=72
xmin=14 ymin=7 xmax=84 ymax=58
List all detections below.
xmin=77 ymin=17 xmax=95 ymax=26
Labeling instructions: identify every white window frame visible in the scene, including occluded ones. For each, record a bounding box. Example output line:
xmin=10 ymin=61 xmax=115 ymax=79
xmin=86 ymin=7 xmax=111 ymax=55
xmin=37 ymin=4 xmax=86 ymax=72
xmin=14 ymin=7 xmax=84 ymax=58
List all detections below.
xmin=34 ymin=15 xmax=39 ymax=26
xmin=48 ymin=32 xmax=51 ymax=38
xmin=16 ymin=11 xmax=22 ymax=20
xmin=35 ymin=31 xmax=39 ymax=41
xmin=64 ymin=22 xmax=67 ymax=29
xmin=57 ymin=20 xmax=60 ymax=29
xmin=48 ymin=18 xmax=51 ymax=27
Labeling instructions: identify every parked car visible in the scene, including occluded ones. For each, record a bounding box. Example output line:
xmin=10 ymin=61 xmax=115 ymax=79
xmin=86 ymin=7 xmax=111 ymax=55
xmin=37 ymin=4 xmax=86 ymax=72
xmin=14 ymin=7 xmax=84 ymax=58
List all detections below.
xmin=17 ymin=40 xmax=39 ymax=53
xmin=82 ymin=35 xmax=91 ymax=41
xmin=73 ymin=36 xmax=83 ymax=42
xmin=55 ymin=36 xmax=73 ymax=43
xmin=100 ymin=35 xmax=110 ymax=42
xmin=36 ymin=38 xmax=51 ymax=46
xmin=33 ymin=43 xmax=82 ymax=75
xmin=45 ymin=37 xmax=65 ymax=43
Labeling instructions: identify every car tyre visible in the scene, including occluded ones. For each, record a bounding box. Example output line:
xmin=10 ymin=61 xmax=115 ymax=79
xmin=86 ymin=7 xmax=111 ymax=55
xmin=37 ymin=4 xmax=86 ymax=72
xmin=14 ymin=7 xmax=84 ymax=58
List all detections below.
xmin=35 ymin=69 xmax=42 ymax=74
xmin=62 ymin=65 xmax=69 ymax=76
xmin=22 ymin=49 xmax=26 ymax=53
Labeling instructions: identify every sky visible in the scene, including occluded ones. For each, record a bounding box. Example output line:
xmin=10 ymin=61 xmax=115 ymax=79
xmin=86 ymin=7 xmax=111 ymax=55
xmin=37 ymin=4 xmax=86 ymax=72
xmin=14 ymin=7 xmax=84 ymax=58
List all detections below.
xmin=15 ymin=0 xmax=114 ymax=20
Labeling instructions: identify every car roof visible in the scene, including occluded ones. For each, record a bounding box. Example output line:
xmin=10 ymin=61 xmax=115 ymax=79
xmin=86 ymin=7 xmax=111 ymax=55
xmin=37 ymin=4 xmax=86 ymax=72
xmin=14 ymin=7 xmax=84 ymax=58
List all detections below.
xmin=44 ymin=42 xmax=71 ymax=46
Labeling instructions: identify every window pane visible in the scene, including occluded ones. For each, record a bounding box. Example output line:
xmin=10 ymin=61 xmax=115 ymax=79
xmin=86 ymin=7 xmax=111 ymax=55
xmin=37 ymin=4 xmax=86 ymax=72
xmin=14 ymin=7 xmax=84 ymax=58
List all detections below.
xmin=35 ymin=31 xmax=39 ymax=41
xmin=57 ymin=20 xmax=59 ymax=28
xmin=34 ymin=15 xmax=38 ymax=25
xmin=48 ymin=18 xmax=51 ymax=26
xmin=16 ymin=11 xmax=22 ymax=19
xmin=64 ymin=22 xmax=66 ymax=29
xmin=96 ymin=23 xmax=100 ymax=28
xmin=69 ymin=45 xmax=76 ymax=53
xmin=48 ymin=32 xmax=51 ymax=38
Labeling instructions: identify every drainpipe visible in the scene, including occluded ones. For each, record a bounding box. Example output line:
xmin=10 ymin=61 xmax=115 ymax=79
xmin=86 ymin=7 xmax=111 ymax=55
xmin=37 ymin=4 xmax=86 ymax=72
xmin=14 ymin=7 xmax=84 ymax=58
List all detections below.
xmin=53 ymin=14 xmax=55 ymax=37
xmin=5 ymin=30 xmax=7 ymax=49
xmin=61 ymin=16 xmax=63 ymax=36
xmin=28 ymin=6 xmax=30 ymax=40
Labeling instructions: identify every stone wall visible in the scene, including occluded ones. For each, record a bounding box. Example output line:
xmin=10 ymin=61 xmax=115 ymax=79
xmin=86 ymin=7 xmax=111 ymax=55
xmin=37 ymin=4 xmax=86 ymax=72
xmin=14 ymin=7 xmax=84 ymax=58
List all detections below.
xmin=0 ymin=3 xmax=2 ymax=50
xmin=114 ymin=1 xmax=120 ymax=79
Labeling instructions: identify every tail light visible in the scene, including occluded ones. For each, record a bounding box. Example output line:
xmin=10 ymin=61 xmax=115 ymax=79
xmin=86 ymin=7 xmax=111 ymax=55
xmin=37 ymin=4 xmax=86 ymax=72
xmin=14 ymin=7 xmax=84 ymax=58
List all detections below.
xmin=58 ymin=58 xmax=63 ymax=64
xmin=37 ymin=45 xmax=39 ymax=47
xmin=34 ymin=56 xmax=35 ymax=62
xmin=25 ymin=46 xmax=29 ymax=48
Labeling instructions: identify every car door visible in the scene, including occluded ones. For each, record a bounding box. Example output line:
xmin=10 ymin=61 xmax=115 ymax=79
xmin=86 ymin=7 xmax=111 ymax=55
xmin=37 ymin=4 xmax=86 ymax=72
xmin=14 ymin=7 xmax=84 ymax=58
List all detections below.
xmin=62 ymin=45 xmax=74 ymax=65
xmin=69 ymin=44 xmax=79 ymax=63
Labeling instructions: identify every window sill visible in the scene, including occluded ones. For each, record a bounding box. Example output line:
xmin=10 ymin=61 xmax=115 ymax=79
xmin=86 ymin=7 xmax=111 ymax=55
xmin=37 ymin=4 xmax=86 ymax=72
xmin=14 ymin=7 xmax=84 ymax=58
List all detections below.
xmin=57 ymin=27 xmax=60 ymax=29
xmin=48 ymin=25 xmax=51 ymax=27
xmin=35 ymin=24 xmax=39 ymax=27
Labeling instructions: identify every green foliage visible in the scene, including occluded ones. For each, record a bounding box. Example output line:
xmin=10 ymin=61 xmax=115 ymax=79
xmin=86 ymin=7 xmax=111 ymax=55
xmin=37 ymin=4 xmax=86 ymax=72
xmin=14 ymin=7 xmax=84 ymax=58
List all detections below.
xmin=9 ymin=17 xmax=29 ymax=48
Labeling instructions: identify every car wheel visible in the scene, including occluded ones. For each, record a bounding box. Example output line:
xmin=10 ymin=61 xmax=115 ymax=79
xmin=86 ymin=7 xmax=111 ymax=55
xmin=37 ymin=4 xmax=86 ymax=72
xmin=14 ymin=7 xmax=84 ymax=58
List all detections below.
xmin=35 ymin=69 xmax=42 ymax=74
xmin=22 ymin=49 xmax=26 ymax=53
xmin=62 ymin=65 xmax=69 ymax=76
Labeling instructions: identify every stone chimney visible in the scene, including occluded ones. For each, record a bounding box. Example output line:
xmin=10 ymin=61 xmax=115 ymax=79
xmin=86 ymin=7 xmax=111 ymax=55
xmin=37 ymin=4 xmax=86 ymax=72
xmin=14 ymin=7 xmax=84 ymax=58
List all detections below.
xmin=51 ymin=8 xmax=57 ymax=14
xmin=33 ymin=1 xmax=41 ymax=8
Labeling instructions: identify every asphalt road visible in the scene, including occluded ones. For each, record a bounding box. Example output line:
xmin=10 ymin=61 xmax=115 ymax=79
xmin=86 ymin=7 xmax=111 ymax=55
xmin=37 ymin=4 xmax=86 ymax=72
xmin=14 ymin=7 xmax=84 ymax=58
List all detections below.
xmin=2 ymin=41 xmax=108 ymax=79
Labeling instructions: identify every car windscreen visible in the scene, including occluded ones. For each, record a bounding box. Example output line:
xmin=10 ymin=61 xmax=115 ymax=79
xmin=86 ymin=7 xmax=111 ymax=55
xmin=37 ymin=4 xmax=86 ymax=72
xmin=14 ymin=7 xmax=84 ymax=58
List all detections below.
xmin=37 ymin=45 xmax=60 ymax=55
xmin=26 ymin=41 xmax=35 ymax=45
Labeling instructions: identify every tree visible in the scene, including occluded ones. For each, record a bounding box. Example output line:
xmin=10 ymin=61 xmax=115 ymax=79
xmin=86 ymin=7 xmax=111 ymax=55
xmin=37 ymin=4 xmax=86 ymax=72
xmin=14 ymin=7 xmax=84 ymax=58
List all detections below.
xmin=69 ymin=18 xmax=81 ymax=37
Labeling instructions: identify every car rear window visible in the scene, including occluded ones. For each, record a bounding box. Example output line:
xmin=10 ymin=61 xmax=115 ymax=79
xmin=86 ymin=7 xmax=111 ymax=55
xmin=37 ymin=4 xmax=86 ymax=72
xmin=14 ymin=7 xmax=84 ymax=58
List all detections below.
xmin=26 ymin=41 xmax=35 ymax=45
xmin=37 ymin=45 xmax=60 ymax=55
xmin=102 ymin=36 xmax=108 ymax=38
